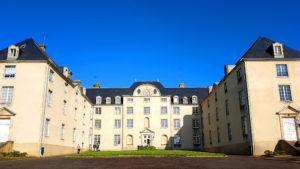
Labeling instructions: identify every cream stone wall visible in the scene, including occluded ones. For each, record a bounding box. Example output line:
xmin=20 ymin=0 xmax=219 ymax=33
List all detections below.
xmin=92 ymin=84 xmax=200 ymax=150
xmin=245 ymin=60 xmax=300 ymax=155
xmin=0 ymin=61 xmax=93 ymax=157
xmin=201 ymin=63 xmax=251 ymax=155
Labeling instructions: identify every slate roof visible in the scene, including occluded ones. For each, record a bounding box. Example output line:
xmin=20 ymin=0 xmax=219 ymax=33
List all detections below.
xmin=86 ymin=81 xmax=208 ymax=105
xmin=0 ymin=38 xmax=50 ymax=61
xmin=236 ymin=36 xmax=300 ymax=64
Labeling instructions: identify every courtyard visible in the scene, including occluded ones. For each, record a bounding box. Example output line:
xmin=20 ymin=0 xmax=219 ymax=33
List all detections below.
xmin=0 ymin=155 xmax=299 ymax=169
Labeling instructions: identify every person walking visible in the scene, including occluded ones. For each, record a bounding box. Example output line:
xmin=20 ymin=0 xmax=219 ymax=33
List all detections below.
xmin=96 ymin=143 xmax=100 ymax=151
xmin=77 ymin=144 xmax=81 ymax=154
xmin=93 ymin=144 xmax=96 ymax=152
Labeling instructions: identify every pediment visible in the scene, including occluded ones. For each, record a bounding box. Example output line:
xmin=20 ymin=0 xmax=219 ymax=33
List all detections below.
xmin=0 ymin=107 xmax=16 ymax=116
xmin=276 ymin=105 xmax=300 ymax=115
xmin=140 ymin=128 xmax=155 ymax=133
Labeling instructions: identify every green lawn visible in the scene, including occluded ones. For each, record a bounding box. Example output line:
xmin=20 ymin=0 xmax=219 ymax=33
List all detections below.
xmin=67 ymin=150 xmax=226 ymax=157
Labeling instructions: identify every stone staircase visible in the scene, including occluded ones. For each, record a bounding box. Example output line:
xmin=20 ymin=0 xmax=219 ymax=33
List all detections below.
xmin=275 ymin=140 xmax=300 ymax=156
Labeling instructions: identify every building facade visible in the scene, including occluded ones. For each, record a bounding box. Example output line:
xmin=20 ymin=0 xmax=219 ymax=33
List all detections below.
xmin=0 ymin=39 xmax=94 ymax=156
xmin=86 ymin=81 xmax=207 ymax=150
xmin=201 ymin=37 xmax=300 ymax=155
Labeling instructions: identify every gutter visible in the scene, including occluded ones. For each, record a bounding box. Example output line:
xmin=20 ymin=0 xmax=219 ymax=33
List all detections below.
xmin=39 ymin=64 xmax=50 ymax=156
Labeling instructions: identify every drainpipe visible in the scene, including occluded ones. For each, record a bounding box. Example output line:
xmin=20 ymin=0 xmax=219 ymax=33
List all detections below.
xmin=121 ymin=105 xmax=124 ymax=150
xmin=39 ymin=64 xmax=50 ymax=156
xmin=243 ymin=61 xmax=254 ymax=155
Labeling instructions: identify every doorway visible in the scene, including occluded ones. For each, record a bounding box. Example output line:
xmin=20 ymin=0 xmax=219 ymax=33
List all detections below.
xmin=143 ymin=134 xmax=151 ymax=146
xmin=282 ymin=118 xmax=298 ymax=141
xmin=0 ymin=119 xmax=10 ymax=142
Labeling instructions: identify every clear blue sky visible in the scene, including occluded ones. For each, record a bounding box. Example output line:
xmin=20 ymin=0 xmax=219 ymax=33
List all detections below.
xmin=1 ymin=0 xmax=300 ymax=88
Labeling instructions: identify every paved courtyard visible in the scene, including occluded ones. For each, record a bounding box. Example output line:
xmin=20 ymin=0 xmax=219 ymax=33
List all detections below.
xmin=0 ymin=156 xmax=299 ymax=169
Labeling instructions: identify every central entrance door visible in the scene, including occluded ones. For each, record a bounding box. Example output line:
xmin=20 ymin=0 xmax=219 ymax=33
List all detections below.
xmin=143 ymin=134 xmax=151 ymax=146
xmin=0 ymin=119 xmax=10 ymax=142
xmin=282 ymin=118 xmax=298 ymax=141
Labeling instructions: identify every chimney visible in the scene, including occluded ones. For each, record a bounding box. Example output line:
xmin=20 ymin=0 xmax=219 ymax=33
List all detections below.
xmin=38 ymin=44 xmax=46 ymax=52
xmin=224 ymin=65 xmax=235 ymax=76
xmin=82 ymin=87 xmax=86 ymax=95
xmin=93 ymin=82 xmax=100 ymax=88
xmin=208 ymin=86 xmax=213 ymax=93
xmin=68 ymin=72 xmax=73 ymax=79
xmin=179 ymin=82 xmax=185 ymax=88
xmin=73 ymin=79 xmax=81 ymax=87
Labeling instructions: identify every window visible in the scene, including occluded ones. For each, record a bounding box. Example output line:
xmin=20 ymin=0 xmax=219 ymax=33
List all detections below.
xmin=173 ymin=96 xmax=179 ymax=104
xmin=49 ymin=70 xmax=54 ymax=82
xmin=183 ymin=97 xmax=188 ymax=104
xmin=227 ymin=123 xmax=232 ymax=141
xmin=144 ymin=117 xmax=150 ymax=128
xmin=153 ymin=89 xmax=157 ymax=94
xmin=192 ymin=96 xmax=197 ymax=104
xmin=127 ymin=119 xmax=133 ymax=128
xmin=64 ymin=83 xmax=68 ymax=94
xmin=144 ymin=107 xmax=150 ymax=115
xmin=225 ymin=100 xmax=229 ymax=115
xmin=96 ymin=96 xmax=102 ymax=104
xmin=127 ymin=98 xmax=133 ymax=102
xmin=192 ymin=119 xmax=199 ymax=128
xmin=174 ymin=119 xmax=180 ymax=129
xmin=83 ymin=113 xmax=86 ymax=125
xmin=161 ymin=119 xmax=168 ymax=128
xmin=74 ymin=108 xmax=77 ymax=120
xmin=174 ymin=134 xmax=181 ymax=145
xmin=216 ymin=107 xmax=219 ymax=121
xmin=63 ymin=100 xmax=67 ymax=115
xmin=115 ymin=107 xmax=121 ymax=115
xmin=1 ymin=86 xmax=14 ymax=103
xmin=192 ymin=107 xmax=198 ymax=114
xmin=61 ymin=124 xmax=65 ymax=140
xmin=173 ymin=107 xmax=180 ymax=115
xmin=10 ymin=48 xmax=16 ymax=56
xmin=161 ymin=107 xmax=167 ymax=114
xmin=215 ymin=92 xmax=217 ymax=102
xmin=95 ymin=120 xmax=101 ymax=129
xmin=106 ymin=97 xmax=111 ymax=104
xmin=114 ymin=135 xmax=120 ymax=145
xmin=45 ymin=119 xmax=50 ymax=137
xmin=241 ymin=117 xmax=248 ymax=137
xmin=161 ymin=98 xmax=167 ymax=102
xmin=47 ymin=90 xmax=52 ymax=106
xmin=208 ymin=113 xmax=211 ymax=125
xmin=214 ymin=127 xmax=219 ymax=143
xmin=275 ymin=46 xmax=282 ymax=55
xmin=144 ymin=98 xmax=150 ymax=102
xmin=224 ymin=82 xmax=227 ymax=93
xmin=4 ymin=65 xmax=16 ymax=78
xmin=75 ymin=93 xmax=79 ymax=103
xmin=72 ymin=128 xmax=76 ymax=142
xmin=94 ymin=135 xmax=100 ymax=144
xmin=161 ymin=135 xmax=168 ymax=145
xmin=126 ymin=107 xmax=133 ymax=114
xmin=127 ymin=135 xmax=133 ymax=145
xmin=95 ymin=108 xmax=101 ymax=115
xmin=209 ymin=130 xmax=212 ymax=145
xmin=114 ymin=119 xmax=121 ymax=129
xmin=115 ymin=96 xmax=121 ymax=104
xmin=81 ymin=131 xmax=85 ymax=143
xmin=237 ymin=69 xmax=243 ymax=82
xmin=137 ymin=89 xmax=141 ymax=94
xmin=276 ymin=64 xmax=288 ymax=77
xmin=207 ymin=100 xmax=210 ymax=108
xmin=239 ymin=90 xmax=246 ymax=109
xmin=193 ymin=135 xmax=200 ymax=145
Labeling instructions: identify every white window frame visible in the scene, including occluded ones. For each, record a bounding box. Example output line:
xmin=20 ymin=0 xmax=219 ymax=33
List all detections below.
xmin=95 ymin=120 xmax=101 ymax=129
xmin=192 ymin=96 xmax=197 ymax=104
xmin=96 ymin=96 xmax=102 ymax=104
xmin=45 ymin=119 xmax=50 ymax=137
xmin=144 ymin=98 xmax=150 ymax=102
xmin=4 ymin=65 xmax=16 ymax=78
xmin=173 ymin=96 xmax=179 ymax=104
xmin=61 ymin=124 xmax=65 ymax=140
xmin=115 ymin=96 xmax=121 ymax=104
xmin=1 ymin=86 xmax=14 ymax=104
xmin=161 ymin=98 xmax=167 ymax=102
xmin=161 ymin=119 xmax=168 ymax=128
xmin=49 ymin=70 xmax=54 ymax=82
xmin=183 ymin=97 xmax=188 ymax=104
xmin=127 ymin=98 xmax=133 ymax=102
xmin=161 ymin=106 xmax=167 ymax=114
xmin=173 ymin=107 xmax=180 ymax=115
xmin=95 ymin=107 xmax=101 ymax=115
xmin=144 ymin=107 xmax=150 ymax=115
xmin=127 ymin=107 xmax=133 ymax=114
xmin=114 ymin=135 xmax=121 ymax=145
xmin=74 ymin=108 xmax=77 ymax=120
xmin=115 ymin=107 xmax=121 ymax=115
xmin=64 ymin=83 xmax=68 ymax=94
xmin=174 ymin=119 xmax=180 ymax=129
xmin=127 ymin=119 xmax=133 ymax=128
xmin=72 ymin=128 xmax=76 ymax=142
xmin=114 ymin=119 xmax=121 ymax=129
xmin=106 ymin=97 xmax=111 ymax=104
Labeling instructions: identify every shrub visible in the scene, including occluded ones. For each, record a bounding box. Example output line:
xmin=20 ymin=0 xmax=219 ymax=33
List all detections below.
xmin=263 ymin=150 xmax=274 ymax=157
xmin=2 ymin=151 xmax=27 ymax=157
xmin=139 ymin=146 xmax=156 ymax=150
xmin=274 ymin=150 xmax=286 ymax=156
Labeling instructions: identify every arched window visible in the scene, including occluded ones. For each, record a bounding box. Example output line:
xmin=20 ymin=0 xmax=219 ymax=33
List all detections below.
xmin=173 ymin=96 xmax=179 ymax=104
xmin=192 ymin=96 xmax=197 ymax=104
xmin=106 ymin=97 xmax=111 ymax=104
xmin=144 ymin=117 xmax=150 ymax=128
xmin=96 ymin=96 xmax=102 ymax=105
xmin=161 ymin=135 xmax=168 ymax=145
xmin=115 ymin=96 xmax=121 ymax=104
xmin=127 ymin=135 xmax=133 ymax=145
xmin=183 ymin=97 xmax=188 ymax=104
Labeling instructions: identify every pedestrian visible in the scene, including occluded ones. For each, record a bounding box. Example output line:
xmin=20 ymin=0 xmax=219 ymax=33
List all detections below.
xmin=77 ymin=144 xmax=81 ymax=154
xmin=93 ymin=144 xmax=96 ymax=151
xmin=97 ymin=143 xmax=100 ymax=151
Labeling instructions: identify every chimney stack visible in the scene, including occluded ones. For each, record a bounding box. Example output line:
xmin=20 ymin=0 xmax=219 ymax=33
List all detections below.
xmin=93 ymin=82 xmax=100 ymax=88
xmin=179 ymin=82 xmax=185 ymax=88
xmin=38 ymin=44 xmax=46 ymax=52
xmin=224 ymin=65 xmax=235 ymax=76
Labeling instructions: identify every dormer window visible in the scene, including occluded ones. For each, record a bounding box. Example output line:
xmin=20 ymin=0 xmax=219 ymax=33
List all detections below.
xmin=192 ymin=96 xmax=197 ymax=104
xmin=273 ymin=43 xmax=284 ymax=58
xmin=106 ymin=97 xmax=111 ymax=104
xmin=96 ymin=96 xmax=102 ymax=104
xmin=7 ymin=45 xmax=19 ymax=60
xmin=183 ymin=97 xmax=188 ymax=104
xmin=115 ymin=96 xmax=121 ymax=104
xmin=173 ymin=96 xmax=179 ymax=104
